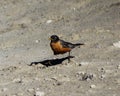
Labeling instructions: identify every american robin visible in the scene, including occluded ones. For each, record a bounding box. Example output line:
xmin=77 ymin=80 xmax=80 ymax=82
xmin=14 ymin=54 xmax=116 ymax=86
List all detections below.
xmin=50 ymin=35 xmax=84 ymax=62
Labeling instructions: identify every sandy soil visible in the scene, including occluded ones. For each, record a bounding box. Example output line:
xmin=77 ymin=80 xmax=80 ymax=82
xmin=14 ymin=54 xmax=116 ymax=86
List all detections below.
xmin=0 ymin=0 xmax=120 ymax=96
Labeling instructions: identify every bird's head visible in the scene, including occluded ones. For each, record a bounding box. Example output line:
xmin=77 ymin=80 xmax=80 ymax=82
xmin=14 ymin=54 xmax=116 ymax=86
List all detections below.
xmin=50 ymin=35 xmax=59 ymax=42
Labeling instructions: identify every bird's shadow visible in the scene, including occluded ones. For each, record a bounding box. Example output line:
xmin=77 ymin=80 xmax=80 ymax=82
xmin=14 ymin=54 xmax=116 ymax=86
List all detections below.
xmin=30 ymin=56 xmax=74 ymax=67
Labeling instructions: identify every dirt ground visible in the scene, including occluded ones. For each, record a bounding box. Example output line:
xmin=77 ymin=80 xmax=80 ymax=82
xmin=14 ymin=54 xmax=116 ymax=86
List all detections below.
xmin=0 ymin=0 xmax=120 ymax=96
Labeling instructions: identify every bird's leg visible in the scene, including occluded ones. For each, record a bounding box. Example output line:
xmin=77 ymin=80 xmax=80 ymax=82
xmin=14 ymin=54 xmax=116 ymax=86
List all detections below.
xmin=68 ymin=51 xmax=71 ymax=63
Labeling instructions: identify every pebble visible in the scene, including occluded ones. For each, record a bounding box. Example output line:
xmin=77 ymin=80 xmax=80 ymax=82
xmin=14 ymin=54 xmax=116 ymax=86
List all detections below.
xmin=79 ymin=62 xmax=89 ymax=66
xmin=117 ymin=65 xmax=120 ymax=69
xmin=12 ymin=95 xmax=17 ymax=96
xmin=76 ymin=72 xmax=94 ymax=81
xmin=21 ymin=44 xmax=25 ymax=47
xmin=100 ymin=74 xmax=106 ymax=79
xmin=27 ymin=88 xmax=34 ymax=93
xmin=35 ymin=91 xmax=45 ymax=96
xmin=36 ymin=64 xmax=46 ymax=69
xmin=76 ymin=71 xmax=85 ymax=75
xmin=51 ymin=76 xmax=57 ymax=81
xmin=98 ymin=67 xmax=106 ymax=73
xmin=13 ymin=78 xmax=22 ymax=83
xmin=113 ymin=41 xmax=120 ymax=48
xmin=1 ymin=88 xmax=8 ymax=92
xmin=46 ymin=20 xmax=52 ymax=24
xmin=56 ymin=82 xmax=62 ymax=86
xmin=44 ymin=78 xmax=51 ymax=81
xmin=2 ymin=66 xmax=17 ymax=72
xmin=53 ymin=81 xmax=62 ymax=86
xmin=73 ymin=7 xmax=76 ymax=11
xmin=34 ymin=88 xmax=45 ymax=96
xmin=90 ymin=84 xmax=96 ymax=88
xmin=35 ymin=40 xmax=40 ymax=43
xmin=116 ymin=79 xmax=120 ymax=85
xmin=5 ymin=55 xmax=8 ymax=58
xmin=113 ymin=94 xmax=117 ymax=96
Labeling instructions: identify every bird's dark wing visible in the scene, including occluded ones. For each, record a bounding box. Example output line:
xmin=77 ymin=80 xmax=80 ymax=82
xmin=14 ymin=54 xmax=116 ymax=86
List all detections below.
xmin=60 ymin=40 xmax=84 ymax=49
xmin=60 ymin=40 xmax=75 ymax=49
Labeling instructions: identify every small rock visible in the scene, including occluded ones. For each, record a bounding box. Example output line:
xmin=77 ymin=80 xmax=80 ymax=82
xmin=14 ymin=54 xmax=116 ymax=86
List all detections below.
xmin=113 ymin=41 xmax=120 ymax=48
xmin=116 ymin=79 xmax=120 ymax=85
xmin=117 ymin=65 xmax=120 ymax=69
xmin=13 ymin=78 xmax=22 ymax=83
xmin=2 ymin=66 xmax=17 ymax=72
xmin=35 ymin=88 xmax=45 ymax=96
xmin=1 ymin=88 xmax=8 ymax=92
xmin=105 ymin=70 xmax=113 ymax=73
xmin=34 ymin=77 xmax=40 ymax=81
xmin=36 ymin=64 xmax=46 ymax=69
xmin=56 ymin=82 xmax=62 ymax=86
xmin=20 ymin=23 xmax=27 ymax=28
xmin=51 ymin=76 xmax=58 ymax=81
xmin=27 ymin=88 xmax=34 ymax=93
xmin=74 ymin=62 xmax=80 ymax=66
xmin=98 ymin=68 xmax=106 ymax=73
xmin=79 ymin=62 xmax=89 ymax=66
xmin=106 ymin=30 xmax=110 ymax=32
xmin=108 ymin=87 xmax=112 ymax=89
xmin=51 ymin=75 xmax=70 ymax=82
xmin=12 ymin=94 xmax=18 ymax=96
xmin=29 ymin=62 xmax=46 ymax=68
xmin=21 ymin=44 xmax=25 ymax=47
xmin=53 ymin=81 xmax=62 ymax=86
xmin=101 ymin=74 xmax=106 ymax=78
xmin=76 ymin=72 xmax=94 ymax=81
xmin=100 ymin=74 xmax=106 ymax=79
xmin=5 ymin=55 xmax=8 ymax=58
xmin=90 ymin=84 xmax=96 ymax=88
xmin=35 ymin=91 xmax=45 ymax=96
xmin=46 ymin=20 xmax=52 ymax=24
xmin=113 ymin=94 xmax=117 ymax=96
xmin=82 ymin=73 xmax=93 ymax=81
xmin=35 ymin=40 xmax=40 ymax=43
xmin=76 ymin=71 xmax=85 ymax=77
xmin=73 ymin=7 xmax=76 ymax=11
xmin=44 ymin=78 xmax=51 ymax=81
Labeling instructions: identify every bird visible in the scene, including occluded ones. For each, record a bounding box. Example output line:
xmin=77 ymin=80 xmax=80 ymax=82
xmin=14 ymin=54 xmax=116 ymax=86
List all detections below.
xmin=49 ymin=35 xmax=84 ymax=62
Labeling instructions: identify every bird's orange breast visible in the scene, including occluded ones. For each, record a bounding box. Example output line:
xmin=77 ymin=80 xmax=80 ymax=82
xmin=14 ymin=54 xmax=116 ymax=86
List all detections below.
xmin=50 ymin=41 xmax=71 ymax=54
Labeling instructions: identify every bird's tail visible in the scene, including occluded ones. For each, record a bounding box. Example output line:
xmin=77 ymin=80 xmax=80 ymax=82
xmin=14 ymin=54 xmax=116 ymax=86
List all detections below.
xmin=74 ymin=43 xmax=84 ymax=47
